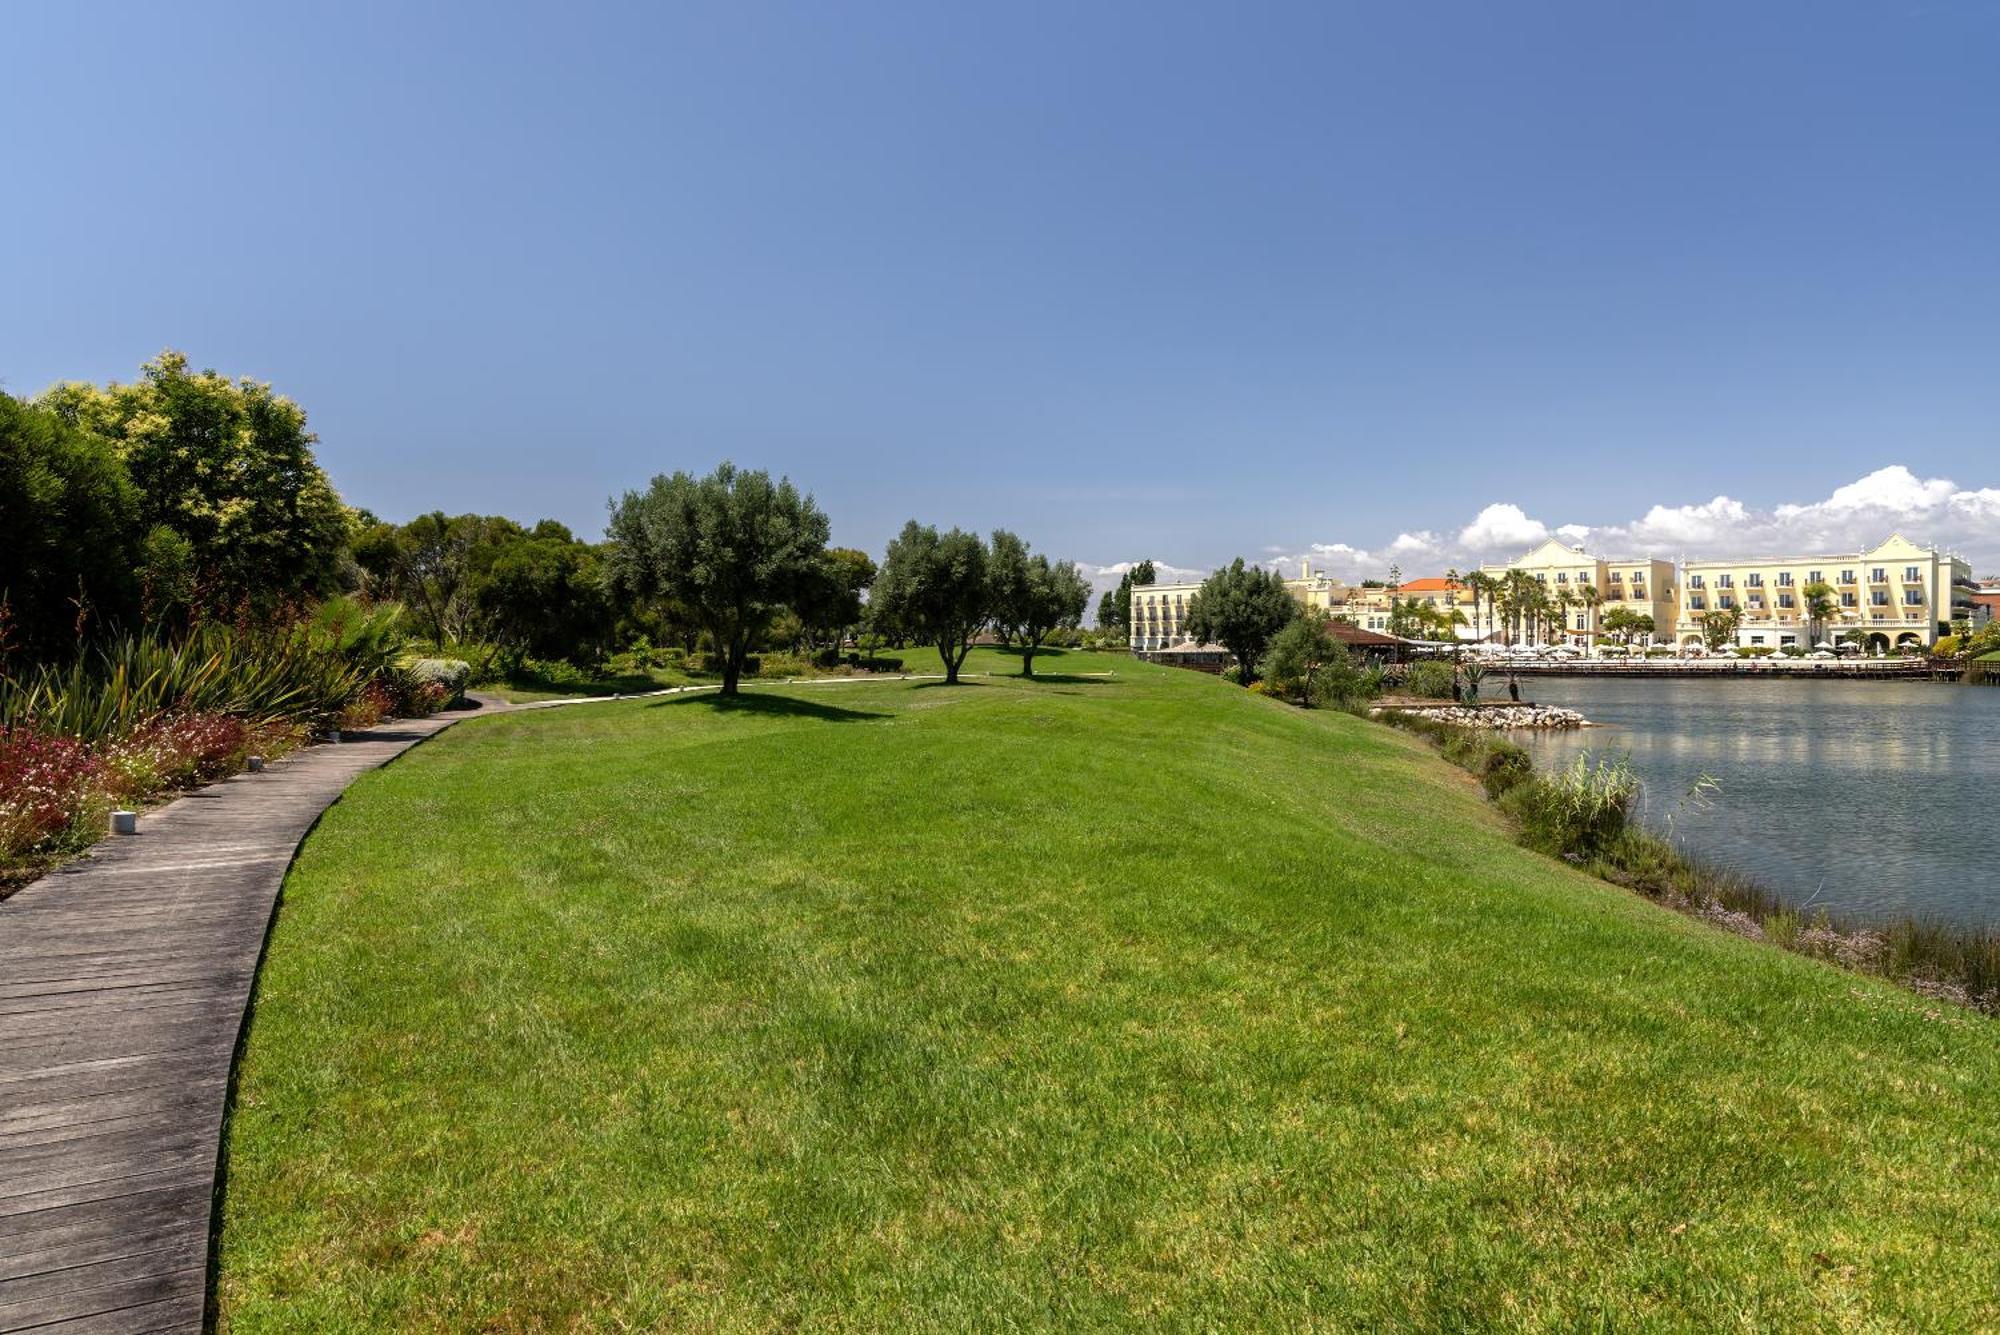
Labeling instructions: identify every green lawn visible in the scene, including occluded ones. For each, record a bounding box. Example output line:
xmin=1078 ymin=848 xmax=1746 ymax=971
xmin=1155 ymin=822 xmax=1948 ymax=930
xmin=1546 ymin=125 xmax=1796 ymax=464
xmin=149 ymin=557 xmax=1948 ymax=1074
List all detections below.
xmin=217 ymin=650 xmax=1999 ymax=1330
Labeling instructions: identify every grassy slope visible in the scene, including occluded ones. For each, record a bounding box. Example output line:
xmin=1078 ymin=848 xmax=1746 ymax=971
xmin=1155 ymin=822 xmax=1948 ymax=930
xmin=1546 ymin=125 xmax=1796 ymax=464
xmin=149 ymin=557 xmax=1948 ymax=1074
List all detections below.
xmin=477 ymin=645 xmax=1117 ymax=703
xmin=217 ymin=649 xmax=1999 ymax=1331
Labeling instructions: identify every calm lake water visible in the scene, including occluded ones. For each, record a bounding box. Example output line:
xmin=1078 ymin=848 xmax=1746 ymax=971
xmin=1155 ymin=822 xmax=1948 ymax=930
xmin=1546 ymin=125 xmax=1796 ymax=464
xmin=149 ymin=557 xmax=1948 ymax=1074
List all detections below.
xmin=1505 ymin=677 xmax=2000 ymax=928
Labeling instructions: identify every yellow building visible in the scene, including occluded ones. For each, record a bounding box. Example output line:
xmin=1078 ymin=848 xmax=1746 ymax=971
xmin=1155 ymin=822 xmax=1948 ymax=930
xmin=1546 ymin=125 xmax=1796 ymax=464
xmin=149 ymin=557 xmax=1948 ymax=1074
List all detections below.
xmin=1477 ymin=539 xmax=1679 ymax=645
xmin=1133 ymin=563 xmax=1483 ymax=647
xmin=1131 ymin=562 xmax=1355 ymax=650
xmin=1675 ymin=534 xmax=1976 ymax=652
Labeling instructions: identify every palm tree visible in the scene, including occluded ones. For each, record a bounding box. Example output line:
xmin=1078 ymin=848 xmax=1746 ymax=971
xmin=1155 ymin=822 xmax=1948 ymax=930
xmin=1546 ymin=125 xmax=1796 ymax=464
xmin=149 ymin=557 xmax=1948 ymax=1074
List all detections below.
xmin=1575 ymin=580 xmax=1602 ymax=644
xmin=1504 ymin=570 xmax=1535 ymax=643
xmin=1803 ymin=579 xmax=1838 ymax=647
xmin=1554 ymin=587 xmax=1577 ymax=644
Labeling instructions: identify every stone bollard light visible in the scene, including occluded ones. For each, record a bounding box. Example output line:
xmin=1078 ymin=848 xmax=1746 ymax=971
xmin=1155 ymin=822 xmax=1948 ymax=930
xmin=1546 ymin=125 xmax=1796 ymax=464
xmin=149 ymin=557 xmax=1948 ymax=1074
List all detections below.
xmin=247 ymin=755 xmax=266 ymax=772
xmin=111 ymin=810 xmax=139 ymax=835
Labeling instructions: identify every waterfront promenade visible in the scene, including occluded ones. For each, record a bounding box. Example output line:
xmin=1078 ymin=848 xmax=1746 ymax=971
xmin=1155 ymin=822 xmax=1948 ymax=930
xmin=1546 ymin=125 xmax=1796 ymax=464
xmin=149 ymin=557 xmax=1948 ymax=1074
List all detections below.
xmin=1474 ymin=658 xmax=1957 ymax=680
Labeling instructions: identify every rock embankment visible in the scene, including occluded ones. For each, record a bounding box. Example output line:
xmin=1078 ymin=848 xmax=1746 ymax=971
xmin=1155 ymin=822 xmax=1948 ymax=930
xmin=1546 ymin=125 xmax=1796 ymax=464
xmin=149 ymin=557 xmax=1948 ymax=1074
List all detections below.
xmin=1379 ymin=705 xmax=1587 ymax=729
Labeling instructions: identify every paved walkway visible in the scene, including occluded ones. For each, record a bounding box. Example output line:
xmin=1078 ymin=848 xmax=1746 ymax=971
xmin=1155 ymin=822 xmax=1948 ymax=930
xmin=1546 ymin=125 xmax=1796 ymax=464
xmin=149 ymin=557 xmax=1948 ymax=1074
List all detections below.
xmin=0 ymin=707 xmax=486 ymax=1333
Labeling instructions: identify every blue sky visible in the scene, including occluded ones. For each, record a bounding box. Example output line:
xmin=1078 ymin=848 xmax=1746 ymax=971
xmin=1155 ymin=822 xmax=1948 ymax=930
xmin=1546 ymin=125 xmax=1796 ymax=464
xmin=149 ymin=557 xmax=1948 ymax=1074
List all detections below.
xmin=4 ymin=1 xmax=1998 ymax=592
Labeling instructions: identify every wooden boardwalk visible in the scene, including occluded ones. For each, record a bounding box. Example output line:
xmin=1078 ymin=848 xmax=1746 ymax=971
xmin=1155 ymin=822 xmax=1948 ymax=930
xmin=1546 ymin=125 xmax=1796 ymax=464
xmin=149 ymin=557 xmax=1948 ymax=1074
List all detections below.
xmin=0 ymin=709 xmax=484 ymax=1333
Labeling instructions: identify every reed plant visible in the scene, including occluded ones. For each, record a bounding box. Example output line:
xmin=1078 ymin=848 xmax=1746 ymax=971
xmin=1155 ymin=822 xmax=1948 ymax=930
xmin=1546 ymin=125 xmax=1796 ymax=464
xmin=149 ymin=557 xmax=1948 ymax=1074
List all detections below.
xmin=1379 ymin=709 xmax=1999 ymax=1014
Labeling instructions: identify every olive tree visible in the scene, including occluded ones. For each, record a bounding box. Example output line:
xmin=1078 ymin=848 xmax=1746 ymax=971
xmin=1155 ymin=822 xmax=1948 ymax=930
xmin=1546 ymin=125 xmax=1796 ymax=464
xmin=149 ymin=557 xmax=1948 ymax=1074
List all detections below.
xmin=873 ymin=521 xmax=988 ymax=684
xmin=988 ymin=530 xmax=1090 ymax=677
xmin=605 ymin=462 xmax=830 ymax=695
xmin=1184 ymin=558 xmax=1298 ymax=683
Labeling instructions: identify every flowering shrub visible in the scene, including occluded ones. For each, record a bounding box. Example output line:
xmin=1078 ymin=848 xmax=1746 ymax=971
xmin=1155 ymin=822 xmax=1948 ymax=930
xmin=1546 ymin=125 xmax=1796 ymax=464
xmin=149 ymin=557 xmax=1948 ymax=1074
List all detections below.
xmin=103 ymin=713 xmax=250 ymax=796
xmin=338 ymin=682 xmax=395 ymax=731
xmin=0 ymin=727 xmax=106 ymax=860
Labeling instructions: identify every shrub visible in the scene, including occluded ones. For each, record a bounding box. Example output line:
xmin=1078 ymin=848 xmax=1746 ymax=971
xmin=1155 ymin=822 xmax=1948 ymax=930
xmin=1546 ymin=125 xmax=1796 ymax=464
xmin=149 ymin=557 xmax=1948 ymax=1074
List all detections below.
xmin=338 ymin=682 xmax=394 ymax=731
xmin=1739 ymin=646 xmax=1775 ymax=658
xmin=1479 ymin=741 xmax=1533 ymax=798
xmin=755 ymin=652 xmax=813 ymax=679
xmin=0 ymin=727 xmax=106 ymax=860
xmin=408 ymin=658 xmax=472 ymax=705
xmin=850 ymin=654 xmax=903 ymax=673
xmin=1500 ymin=752 xmax=1639 ymax=858
xmin=105 ymin=713 xmax=252 ymax=792
xmin=1404 ymin=660 xmax=1457 ymax=699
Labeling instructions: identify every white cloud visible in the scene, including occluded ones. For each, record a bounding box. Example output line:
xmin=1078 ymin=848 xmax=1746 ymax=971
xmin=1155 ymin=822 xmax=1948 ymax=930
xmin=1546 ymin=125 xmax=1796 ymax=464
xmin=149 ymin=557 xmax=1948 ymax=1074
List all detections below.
xmin=1815 ymin=465 xmax=1958 ymax=515
xmin=1457 ymin=503 xmax=1548 ymax=552
xmin=1256 ymin=464 xmax=2000 ymax=587
xmin=1388 ymin=530 xmax=1442 ymax=555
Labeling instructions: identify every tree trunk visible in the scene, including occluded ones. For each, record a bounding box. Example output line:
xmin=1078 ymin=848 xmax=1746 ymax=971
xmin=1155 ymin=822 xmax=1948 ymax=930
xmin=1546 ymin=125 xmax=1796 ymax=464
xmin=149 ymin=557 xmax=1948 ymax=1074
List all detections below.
xmin=942 ymin=637 xmax=960 ymax=684
xmin=721 ymin=635 xmax=744 ymax=695
xmin=1021 ymin=637 xmax=1037 ymax=677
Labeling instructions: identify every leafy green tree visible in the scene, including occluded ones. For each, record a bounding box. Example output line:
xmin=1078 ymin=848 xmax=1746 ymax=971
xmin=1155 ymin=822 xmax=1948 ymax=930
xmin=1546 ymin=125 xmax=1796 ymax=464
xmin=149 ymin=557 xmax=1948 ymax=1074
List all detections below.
xmin=477 ymin=523 xmax=615 ymax=669
xmin=1185 ymin=559 xmax=1298 ymax=683
xmin=986 ymin=531 xmax=1033 ymax=647
xmin=1096 ymin=559 xmax=1155 ymax=633
xmin=872 ymin=522 xmax=989 ymax=684
xmin=795 ymin=547 xmax=877 ymax=653
xmin=38 ymin=351 xmax=351 ymax=617
xmin=605 ymin=462 xmax=830 ymax=695
xmin=1696 ymin=606 xmax=1742 ymax=651
xmin=0 ymin=394 xmax=142 ymax=659
xmin=987 ymin=536 xmax=1089 ymax=677
xmin=1258 ymin=608 xmax=1365 ymax=707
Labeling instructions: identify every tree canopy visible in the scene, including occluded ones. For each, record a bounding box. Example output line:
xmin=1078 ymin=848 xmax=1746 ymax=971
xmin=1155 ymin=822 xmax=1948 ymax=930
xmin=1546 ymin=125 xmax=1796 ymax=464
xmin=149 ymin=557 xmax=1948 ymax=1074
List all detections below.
xmin=0 ymin=394 xmax=143 ymax=659
xmin=794 ymin=547 xmax=878 ymax=653
xmin=605 ymin=462 xmax=831 ymax=694
xmin=1185 ymin=559 xmax=1298 ymax=682
xmin=873 ymin=522 xmax=989 ymax=684
xmin=988 ymin=531 xmax=1090 ymax=676
xmin=38 ymin=351 xmax=351 ymax=618
xmin=1258 ymin=608 xmax=1365 ymax=707
xmin=1096 ymin=560 xmax=1156 ymax=633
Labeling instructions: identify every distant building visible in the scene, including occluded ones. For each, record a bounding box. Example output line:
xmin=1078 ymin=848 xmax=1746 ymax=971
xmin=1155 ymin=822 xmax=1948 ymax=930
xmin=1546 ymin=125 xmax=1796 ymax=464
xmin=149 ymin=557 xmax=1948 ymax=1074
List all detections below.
xmin=1478 ymin=539 xmax=1679 ymax=646
xmin=1971 ymin=579 xmax=2000 ymax=628
xmin=1129 ymin=581 xmax=1202 ymax=651
xmin=1131 ymin=563 xmax=1478 ymax=649
xmin=1676 ymin=534 xmax=1974 ymax=652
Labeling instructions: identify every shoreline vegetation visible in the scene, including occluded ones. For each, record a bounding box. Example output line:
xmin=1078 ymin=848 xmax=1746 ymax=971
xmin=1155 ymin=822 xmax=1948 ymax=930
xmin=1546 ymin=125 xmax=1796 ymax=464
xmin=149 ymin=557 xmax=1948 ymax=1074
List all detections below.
xmin=1374 ymin=708 xmax=2000 ymax=1016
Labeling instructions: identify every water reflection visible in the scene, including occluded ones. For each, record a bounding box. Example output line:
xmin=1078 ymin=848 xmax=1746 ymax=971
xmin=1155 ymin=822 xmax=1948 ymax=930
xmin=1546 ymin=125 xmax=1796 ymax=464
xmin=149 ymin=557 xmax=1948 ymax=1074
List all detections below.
xmin=1509 ymin=678 xmax=2000 ymax=927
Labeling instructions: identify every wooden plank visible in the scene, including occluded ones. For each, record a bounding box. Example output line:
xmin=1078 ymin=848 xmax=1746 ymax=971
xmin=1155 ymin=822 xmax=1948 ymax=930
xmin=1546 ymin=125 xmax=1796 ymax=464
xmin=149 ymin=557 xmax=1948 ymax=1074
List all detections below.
xmin=0 ymin=707 xmax=483 ymax=1334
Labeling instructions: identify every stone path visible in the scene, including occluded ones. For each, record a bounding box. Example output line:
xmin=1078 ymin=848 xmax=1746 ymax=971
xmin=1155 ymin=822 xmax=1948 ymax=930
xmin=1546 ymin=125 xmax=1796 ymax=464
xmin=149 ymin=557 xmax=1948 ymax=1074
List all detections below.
xmin=0 ymin=707 xmax=484 ymax=1333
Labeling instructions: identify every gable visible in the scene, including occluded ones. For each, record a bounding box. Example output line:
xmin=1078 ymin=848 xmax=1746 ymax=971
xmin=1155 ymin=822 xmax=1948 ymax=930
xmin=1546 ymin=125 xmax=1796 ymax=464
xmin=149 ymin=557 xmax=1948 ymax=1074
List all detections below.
xmin=1862 ymin=534 xmax=1931 ymax=561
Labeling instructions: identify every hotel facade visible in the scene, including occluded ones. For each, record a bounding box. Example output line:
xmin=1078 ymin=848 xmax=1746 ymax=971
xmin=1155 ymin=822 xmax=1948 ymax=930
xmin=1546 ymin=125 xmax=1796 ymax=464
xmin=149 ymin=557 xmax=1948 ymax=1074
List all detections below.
xmin=1130 ymin=534 xmax=1976 ymax=653
xmin=1672 ymin=534 xmax=1976 ymax=652
xmin=1477 ymin=540 xmax=1679 ymax=646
